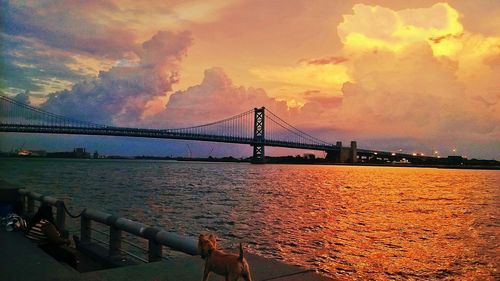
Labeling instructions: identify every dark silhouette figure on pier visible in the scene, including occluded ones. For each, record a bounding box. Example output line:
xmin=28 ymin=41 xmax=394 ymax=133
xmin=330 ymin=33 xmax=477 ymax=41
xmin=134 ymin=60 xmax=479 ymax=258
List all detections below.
xmin=26 ymin=204 xmax=79 ymax=268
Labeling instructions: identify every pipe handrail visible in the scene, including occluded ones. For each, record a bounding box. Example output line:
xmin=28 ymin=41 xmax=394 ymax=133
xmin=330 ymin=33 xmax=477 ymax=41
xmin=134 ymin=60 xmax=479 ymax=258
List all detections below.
xmin=19 ymin=188 xmax=61 ymax=206
xmin=82 ymin=209 xmax=199 ymax=256
xmin=18 ymin=188 xmax=199 ymax=260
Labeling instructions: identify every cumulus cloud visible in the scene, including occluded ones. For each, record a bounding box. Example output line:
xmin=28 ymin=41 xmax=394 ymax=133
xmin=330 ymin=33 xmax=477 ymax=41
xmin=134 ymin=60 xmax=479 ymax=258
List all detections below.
xmin=41 ymin=31 xmax=193 ymax=125
xmin=246 ymin=2 xmax=499 ymax=157
xmin=334 ymin=2 xmax=500 ymax=144
xmin=1 ymin=0 xmax=237 ymax=96
xmin=337 ymin=3 xmax=464 ymax=54
xmin=148 ymin=67 xmax=289 ymax=127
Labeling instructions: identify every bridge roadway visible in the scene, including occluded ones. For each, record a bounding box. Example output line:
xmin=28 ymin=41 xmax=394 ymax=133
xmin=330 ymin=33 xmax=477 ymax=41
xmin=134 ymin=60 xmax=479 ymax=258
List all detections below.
xmin=0 ymin=123 xmax=434 ymax=162
xmin=0 ymin=123 xmax=339 ymax=152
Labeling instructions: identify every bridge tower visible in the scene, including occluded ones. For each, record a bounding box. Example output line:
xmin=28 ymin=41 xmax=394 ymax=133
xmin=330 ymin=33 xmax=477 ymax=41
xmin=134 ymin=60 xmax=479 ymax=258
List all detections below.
xmin=325 ymin=141 xmax=358 ymax=163
xmin=252 ymin=107 xmax=265 ymax=164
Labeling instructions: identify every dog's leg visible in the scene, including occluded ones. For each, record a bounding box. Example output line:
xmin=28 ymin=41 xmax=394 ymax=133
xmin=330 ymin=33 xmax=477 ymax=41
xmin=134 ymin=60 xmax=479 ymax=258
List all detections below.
xmin=202 ymin=271 xmax=210 ymax=281
xmin=243 ymin=271 xmax=253 ymax=281
xmin=242 ymin=262 xmax=253 ymax=281
xmin=202 ymin=262 xmax=211 ymax=281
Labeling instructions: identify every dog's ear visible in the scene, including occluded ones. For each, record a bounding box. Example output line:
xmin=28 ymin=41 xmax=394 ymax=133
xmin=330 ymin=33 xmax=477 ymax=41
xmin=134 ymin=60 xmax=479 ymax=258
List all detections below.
xmin=208 ymin=234 xmax=216 ymax=243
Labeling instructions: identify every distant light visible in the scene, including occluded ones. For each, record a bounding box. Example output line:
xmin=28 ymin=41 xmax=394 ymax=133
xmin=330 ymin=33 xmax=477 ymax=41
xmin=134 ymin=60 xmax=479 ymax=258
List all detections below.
xmin=437 ymin=156 xmax=441 ymax=158
xmin=420 ymin=153 xmax=425 ymax=156
xmin=412 ymin=153 xmax=417 ymax=156
xmin=374 ymin=152 xmax=378 ymax=155
xmin=391 ymin=153 xmax=396 ymax=156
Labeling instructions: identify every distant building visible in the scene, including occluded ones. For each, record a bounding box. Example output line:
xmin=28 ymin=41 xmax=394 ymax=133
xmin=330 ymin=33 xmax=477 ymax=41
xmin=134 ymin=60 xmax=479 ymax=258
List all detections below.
xmin=303 ymin=153 xmax=316 ymax=160
xmin=93 ymin=151 xmax=99 ymax=159
xmin=30 ymin=150 xmax=47 ymax=157
xmin=447 ymin=156 xmax=465 ymax=165
xmin=73 ymin=148 xmax=90 ymax=158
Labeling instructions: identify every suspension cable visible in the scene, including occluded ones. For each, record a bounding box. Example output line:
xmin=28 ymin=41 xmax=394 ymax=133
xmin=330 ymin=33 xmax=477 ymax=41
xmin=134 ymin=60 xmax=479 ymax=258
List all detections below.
xmin=265 ymin=108 xmax=332 ymax=145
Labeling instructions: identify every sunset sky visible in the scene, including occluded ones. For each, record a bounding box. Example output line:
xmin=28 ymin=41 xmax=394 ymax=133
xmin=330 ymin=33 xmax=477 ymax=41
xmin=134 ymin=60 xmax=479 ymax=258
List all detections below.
xmin=1 ymin=0 xmax=499 ymax=159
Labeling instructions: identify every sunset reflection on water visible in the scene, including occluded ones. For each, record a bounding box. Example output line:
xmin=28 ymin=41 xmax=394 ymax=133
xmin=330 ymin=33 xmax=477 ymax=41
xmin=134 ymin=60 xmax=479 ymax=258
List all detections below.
xmin=2 ymin=159 xmax=498 ymax=279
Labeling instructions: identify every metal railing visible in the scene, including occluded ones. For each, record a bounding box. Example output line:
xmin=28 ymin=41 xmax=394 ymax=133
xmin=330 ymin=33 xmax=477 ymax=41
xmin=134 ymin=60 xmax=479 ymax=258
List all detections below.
xmin=18 ymin=189 xmax=199 ymax=263
xmin=80 ymin=208 xmax=198 ymax=262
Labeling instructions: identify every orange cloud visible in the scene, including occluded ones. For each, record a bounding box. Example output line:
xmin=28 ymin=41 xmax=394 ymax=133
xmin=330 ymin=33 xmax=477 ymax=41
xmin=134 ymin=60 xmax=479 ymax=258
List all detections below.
xmin=245 ymin=2 xmax=499 ymax=157
xmin=338 ymin=3 xmax=463 ymax=56
xmin=251 ymin=63 xmax=350 ymax=92
xmin=333 ymin=2 xmax=500 ymax=144
xmin=146 ymin=67 xmax=290 ymax=128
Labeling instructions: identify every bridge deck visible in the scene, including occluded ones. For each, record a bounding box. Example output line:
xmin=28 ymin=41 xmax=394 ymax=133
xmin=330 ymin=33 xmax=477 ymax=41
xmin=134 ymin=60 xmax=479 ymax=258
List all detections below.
xmin=0 ymin=124 xmax=338 ymax=151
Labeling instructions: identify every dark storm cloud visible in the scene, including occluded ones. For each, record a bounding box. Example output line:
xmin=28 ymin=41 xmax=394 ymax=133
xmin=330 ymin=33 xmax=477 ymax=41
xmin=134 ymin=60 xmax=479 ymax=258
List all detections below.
xmin=41 ymin=31 xmax=193 ymax=125
xmin=13 ymin=90 xmax=31 ymax=105
xmin=1 ymin=0 xmax=136 ymax=58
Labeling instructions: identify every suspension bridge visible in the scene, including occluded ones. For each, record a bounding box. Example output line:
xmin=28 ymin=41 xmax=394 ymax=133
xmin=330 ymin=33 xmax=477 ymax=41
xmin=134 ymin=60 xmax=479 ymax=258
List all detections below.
xmin=0 ymin=95 xmax=362 ymax=163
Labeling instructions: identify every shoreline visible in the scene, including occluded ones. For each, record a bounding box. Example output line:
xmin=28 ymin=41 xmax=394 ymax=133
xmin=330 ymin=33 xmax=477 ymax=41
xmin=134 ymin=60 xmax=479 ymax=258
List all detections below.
xmin=2 ymin=155 xmax=499 ymax=170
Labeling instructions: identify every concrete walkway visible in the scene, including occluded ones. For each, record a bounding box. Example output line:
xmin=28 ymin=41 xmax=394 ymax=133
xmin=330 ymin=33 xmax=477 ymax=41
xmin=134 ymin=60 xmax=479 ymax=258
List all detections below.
xmin=0 ymin=228 xmax=77 ymax=281
xmin=0 ymin=230 xmax=333 ymax=281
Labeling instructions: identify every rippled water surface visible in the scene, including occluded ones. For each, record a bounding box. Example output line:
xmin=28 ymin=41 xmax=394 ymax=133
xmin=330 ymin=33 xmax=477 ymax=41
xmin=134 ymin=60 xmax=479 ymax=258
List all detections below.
xmin=1 ymin=158 xmax=498 ymax=279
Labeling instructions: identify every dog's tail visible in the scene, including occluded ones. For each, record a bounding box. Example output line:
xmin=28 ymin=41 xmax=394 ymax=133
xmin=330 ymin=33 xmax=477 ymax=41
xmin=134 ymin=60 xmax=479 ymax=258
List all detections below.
xmin=239 ymin=243 xmax=244 ymax=261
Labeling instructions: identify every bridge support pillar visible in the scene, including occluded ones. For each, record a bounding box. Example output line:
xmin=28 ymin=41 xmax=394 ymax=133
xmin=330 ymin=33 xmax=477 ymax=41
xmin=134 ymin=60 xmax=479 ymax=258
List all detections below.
xmin=252 ymin=107 xmax=265 ymax=164
xmin=350 ymin=141 xmax=358 ymax=163
xmin=325 ymin=141 xmax=357 ymax=163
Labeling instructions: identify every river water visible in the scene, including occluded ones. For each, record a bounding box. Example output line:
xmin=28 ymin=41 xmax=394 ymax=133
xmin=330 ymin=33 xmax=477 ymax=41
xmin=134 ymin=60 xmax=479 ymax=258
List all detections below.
xmin=1 ymin=158 xmax=498 ymax=280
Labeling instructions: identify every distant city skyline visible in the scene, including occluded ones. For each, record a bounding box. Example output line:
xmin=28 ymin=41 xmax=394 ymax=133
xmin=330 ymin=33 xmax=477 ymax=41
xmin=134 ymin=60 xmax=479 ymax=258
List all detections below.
xmin=1 ymin=1 xmax=499 ymax=159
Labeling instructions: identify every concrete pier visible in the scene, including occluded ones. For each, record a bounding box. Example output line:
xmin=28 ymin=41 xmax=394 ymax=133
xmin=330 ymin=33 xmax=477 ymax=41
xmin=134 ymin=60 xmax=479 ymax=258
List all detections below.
xmin=0 ymin=228 xmax=332 ymax=281
xmin=0 ymin=182 xmax=333 ymax=281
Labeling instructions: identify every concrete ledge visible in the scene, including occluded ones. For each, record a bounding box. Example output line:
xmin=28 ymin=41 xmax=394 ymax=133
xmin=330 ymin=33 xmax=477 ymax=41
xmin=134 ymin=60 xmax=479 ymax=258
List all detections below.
xmin=77 ymin=242 xmax=139 ymax=268
xmin=0 ymin=229 xmax=333 ymax=281
xmin=75 ymin=253 xmax=333 ymax=281
xmin=0 ymin=230 xmax=77 ymax=281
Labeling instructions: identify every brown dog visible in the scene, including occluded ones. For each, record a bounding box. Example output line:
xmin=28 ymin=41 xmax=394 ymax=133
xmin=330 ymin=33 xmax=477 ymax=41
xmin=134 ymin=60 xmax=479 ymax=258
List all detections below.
xmin=198 ymin=234 xmax=252 ymax=281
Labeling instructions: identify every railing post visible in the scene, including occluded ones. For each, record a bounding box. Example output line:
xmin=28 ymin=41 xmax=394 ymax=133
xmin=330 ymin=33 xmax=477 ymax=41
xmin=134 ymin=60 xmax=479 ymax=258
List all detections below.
xmin=148 ymin=240 xmax=162 ymax=262
xmin=81 ymin=216 xmax=92 ymax=244
xmin=109 ymin=226 xmax=122 ymax=257
xmin=55 ymin=201 xmax=67 ymax=237
xmin=27 ymin=196 xmax=34 ymax=214
xmin=144 ymin=227 xmax=162 ymax=262
xmin=20 ymin=193 xmax=26 ymax=215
